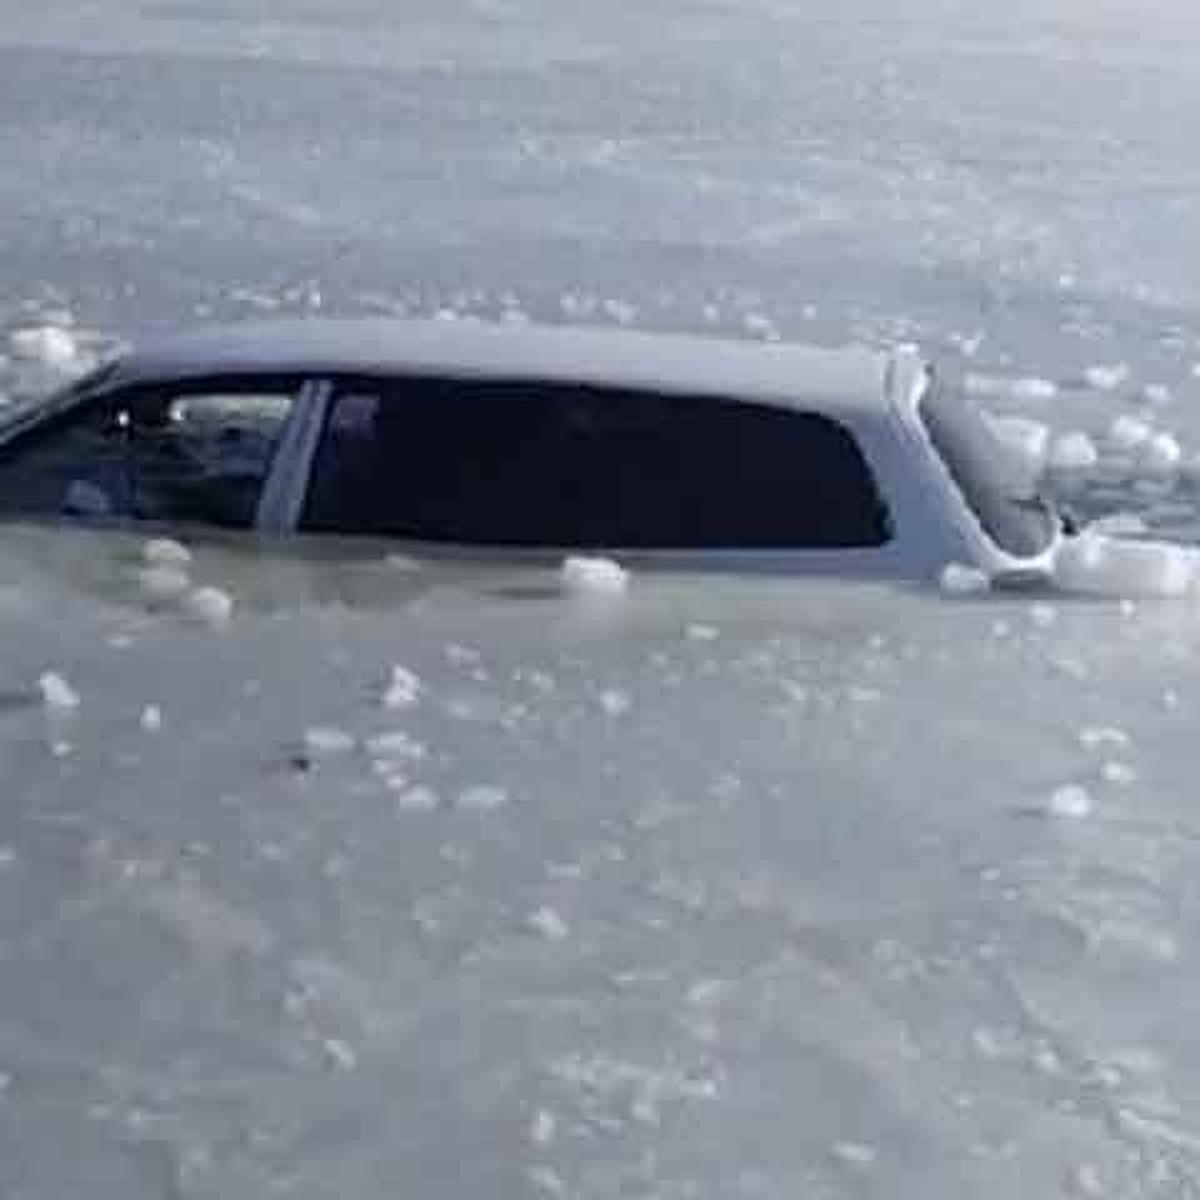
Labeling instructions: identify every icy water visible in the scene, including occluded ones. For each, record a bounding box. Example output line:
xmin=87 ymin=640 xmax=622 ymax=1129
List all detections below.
xmin=5 ymin=2 xmax=1200 ymax=1197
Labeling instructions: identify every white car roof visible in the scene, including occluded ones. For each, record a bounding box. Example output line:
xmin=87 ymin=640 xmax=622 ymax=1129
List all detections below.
xmin=106 ymin=318 xmax=897 ymax=418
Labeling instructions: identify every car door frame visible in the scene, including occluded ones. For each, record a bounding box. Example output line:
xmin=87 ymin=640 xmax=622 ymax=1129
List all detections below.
xmin=0 ymin=372 xmax=329 ymax=535
xmin=287 ymin=370 xmax=965 ymax=577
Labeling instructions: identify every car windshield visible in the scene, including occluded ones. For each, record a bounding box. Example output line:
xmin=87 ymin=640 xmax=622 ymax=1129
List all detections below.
xmin=919 ymin=379 xmax=1058 ymax=558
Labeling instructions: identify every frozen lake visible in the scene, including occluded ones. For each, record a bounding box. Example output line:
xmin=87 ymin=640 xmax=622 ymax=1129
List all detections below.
xmin=4 ymin=2 xmax=1200 ymax=1196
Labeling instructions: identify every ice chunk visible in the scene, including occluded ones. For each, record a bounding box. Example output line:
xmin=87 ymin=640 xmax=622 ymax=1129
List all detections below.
xmin=831 ymin=1142 xmax=877 ymax=1168
xmin=365 ymin=730 xmax=426 ymax=760
xmin=560 ymin=555 xmax=629 ymax=595
xmin=685 ymin=623 xmax=720 ymax=641
xmin=137 ymin=564 xmax=190 ymax=601
xmin=304 ymin=727 xmax=356 ymax=756
xmin=140 ymin=705 xmax=163 ymax=732
xmin=321 ymin=1037 xmax=358 ymax=1071
xmin=965 ymin=373 xmax=1055 ymax=402
xmin=527 ymin=1167 xmax=566 ymax=1197
xmin=1100 ymin=761 xmax=1137 ymax=787
xmin=742 ymin=311 xmax=779 ymax=341
xmin=444 ymin=642 xmax=481 ymax=667
xmin=458 ymin=785 xmax=509 ymax=811
xmin=939 ymin=562 xmax=990 ymax=596
xmin=1012 ymin=377 xmax=1059 ymax=401
xmin=395 ymin=784 xmax=439 ymax=811
xmin=1054 ymin=532 xmax=1195 ymax=598
xmin=1085 ymin=363 xmax=1131 ymax=392
xmin=142 ymin=537 xmax=192 ymax=567
xmin=1079 ymin=726 xmax=1130 ymax=750
xmin=1143 ymin=383 xmax=1174 ymax=407
xmin=1139 ymin=431 xmax=1182 ymax=474
xmin=1048 ymin=784 xmax=1093 ymax=819
xmin=599 ymin=689 xmax=632 ymax=716
xmin=987 ymin=414 xmax=1049 ymax=465
xmin=527 ymin=905 xmax=570 ymax=941
xmin=382 ymin=665 xmax=421 ymax=710
xmin=183 ymin=585 xmax=234 ymax=625
xmin=1107 ymin=413 xmax=1151 ymax=452
xmin=1089 ymin=512 xmax=1147 ymax=537
xmin=38 ymin=671 xmax=79 ymax=710
xmin=9 ymin=325 xmax=78 ymax=370
xmin=529 ymin=1109 xmax=557 ymax=1147
xmin=1047 ymin=431 xmax=1099 ymax=472
xmin=1029 ymin=603 xmax=1058 ymax=628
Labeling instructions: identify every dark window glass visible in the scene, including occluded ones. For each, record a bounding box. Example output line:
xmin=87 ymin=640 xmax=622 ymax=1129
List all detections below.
xmin=303 ymin=376 xmax=891 ymax=550
xmin=920 ymin=381 xmax=1056 ymax=557
xmin=0 ymin=377 xmax=298 ymax=529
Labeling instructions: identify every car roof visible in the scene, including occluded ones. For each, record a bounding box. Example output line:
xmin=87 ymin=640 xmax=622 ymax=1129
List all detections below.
xmin=104 ymin=318 xmax=897 ymax=418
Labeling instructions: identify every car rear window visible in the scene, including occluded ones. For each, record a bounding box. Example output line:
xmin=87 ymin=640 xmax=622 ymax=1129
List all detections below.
xmin=920 ymin=380 xmax=1056 ymax=558
xmin=301 ymin=376 xmax=893 ymax=550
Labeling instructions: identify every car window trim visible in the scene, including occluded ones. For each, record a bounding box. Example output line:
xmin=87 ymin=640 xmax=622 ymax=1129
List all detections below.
xmin=255 ymin=379 xmax=331 ymax=533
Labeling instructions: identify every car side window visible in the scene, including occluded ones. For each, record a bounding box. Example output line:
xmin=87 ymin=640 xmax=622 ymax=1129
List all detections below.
xmin=0 ymin=377 xmax=300 ymax=529
xmin=301 ymin=375 xmax=891 ymax=549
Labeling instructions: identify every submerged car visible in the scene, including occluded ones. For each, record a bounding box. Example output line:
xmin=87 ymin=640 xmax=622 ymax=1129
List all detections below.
xmin=0 ymin=318 xmax=1063 ymax=581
